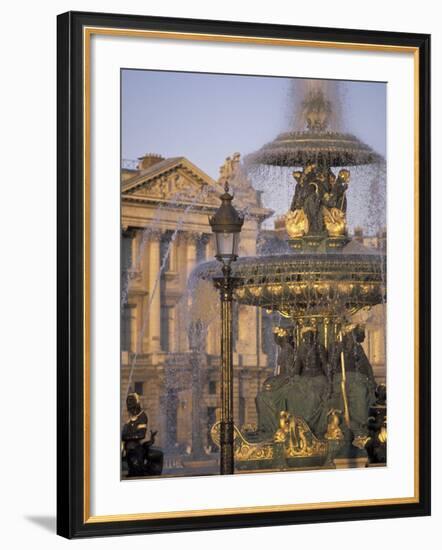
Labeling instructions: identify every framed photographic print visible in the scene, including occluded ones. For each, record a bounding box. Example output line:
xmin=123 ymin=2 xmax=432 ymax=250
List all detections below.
xmin=57 ymin=11 xmax=431 ymax=538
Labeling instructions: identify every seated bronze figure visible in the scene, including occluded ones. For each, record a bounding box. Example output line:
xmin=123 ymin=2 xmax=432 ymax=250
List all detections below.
xmin=122 ymin=392 xmax=164 ymax=477
xmin=366 ymin=384 xmax=387 ymax=464
xmin=327 ymin=324 xmax=377 ymax=441
xmin=256 ymin=326 xmax=329 ymax=437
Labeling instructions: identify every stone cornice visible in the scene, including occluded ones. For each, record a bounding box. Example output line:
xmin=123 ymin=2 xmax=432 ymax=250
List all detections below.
xmin=121 ymin=156 xmax=274 ymax=223
xmin=121 ymin=194 xmax=273 ymax=222
xmin=179 ymin=230 xmax=208 ymax=244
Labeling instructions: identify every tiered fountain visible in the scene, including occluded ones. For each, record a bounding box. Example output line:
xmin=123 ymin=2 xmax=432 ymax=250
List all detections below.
xmin=196 ymin=82 xmax=387 ymax=471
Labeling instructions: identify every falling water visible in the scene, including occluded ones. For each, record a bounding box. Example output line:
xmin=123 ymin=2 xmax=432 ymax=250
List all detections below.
xmin=287 ymin=79 xmax=344 ymax=132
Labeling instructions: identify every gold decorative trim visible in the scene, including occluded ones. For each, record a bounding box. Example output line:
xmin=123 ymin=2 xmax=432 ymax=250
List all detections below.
xmin=85 ymin=496 xmax=419 ymax=523
xmin=82 ymin=25 xmax=420 ymax=523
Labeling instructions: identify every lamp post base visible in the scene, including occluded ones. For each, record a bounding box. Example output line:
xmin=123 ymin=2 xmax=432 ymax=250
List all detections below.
xmin=220 ymin=420 xmax=235 ymax=475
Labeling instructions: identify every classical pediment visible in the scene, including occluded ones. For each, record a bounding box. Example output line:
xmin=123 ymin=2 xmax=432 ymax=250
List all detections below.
xmin=122 ymin=157 xmax=222 ymax=208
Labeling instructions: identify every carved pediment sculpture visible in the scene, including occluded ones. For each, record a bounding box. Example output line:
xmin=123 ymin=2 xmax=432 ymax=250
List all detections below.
xmin=123 ymin=159 xmax=223 ymax=208
xmin=218 ymin=152 xmax=261 ymax=208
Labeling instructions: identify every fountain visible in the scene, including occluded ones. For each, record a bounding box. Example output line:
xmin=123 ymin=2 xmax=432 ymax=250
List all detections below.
xmin=247 ymin=81 xmax=383 ymax=168
xmin=194 ymin=81 xmax=387 ymax=471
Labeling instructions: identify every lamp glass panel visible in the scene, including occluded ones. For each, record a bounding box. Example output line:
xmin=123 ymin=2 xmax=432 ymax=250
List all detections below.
xmin=232 ymin=232 xmax=240 ymax=256
xmin=215 ymin=232 xmax=235 ymax=258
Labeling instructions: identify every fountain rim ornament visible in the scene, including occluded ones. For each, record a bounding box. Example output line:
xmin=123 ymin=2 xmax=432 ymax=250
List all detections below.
xmin=245 ymin=130 xmax=384 ymax=168
xmin=193 ymin=252 xmax=386 ymax=315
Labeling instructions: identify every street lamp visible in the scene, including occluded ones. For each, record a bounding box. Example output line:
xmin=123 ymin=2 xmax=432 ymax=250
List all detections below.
xmin=209 ymin=181 xmax=244 ymax=475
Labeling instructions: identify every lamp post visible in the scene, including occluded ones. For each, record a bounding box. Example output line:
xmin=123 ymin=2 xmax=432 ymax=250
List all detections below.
xmin=209 ymin=181 xmax=244 ymax=475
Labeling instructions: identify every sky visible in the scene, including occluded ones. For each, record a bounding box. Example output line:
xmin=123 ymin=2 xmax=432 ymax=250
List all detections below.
xmin=121 ymin=70 xmax=386 ymax=231
xmin=122 ymin=69 xmax=386 ymax=179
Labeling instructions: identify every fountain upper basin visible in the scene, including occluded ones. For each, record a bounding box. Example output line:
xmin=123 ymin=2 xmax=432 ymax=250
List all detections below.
xmin=245 ymin=131 xmax=384 ymax=168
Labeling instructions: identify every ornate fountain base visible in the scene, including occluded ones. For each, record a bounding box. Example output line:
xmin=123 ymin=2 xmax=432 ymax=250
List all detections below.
xmin=210 ymin=413 xmax=344 ymax=472
xmin=210 ymin=418 xmax=369 ymax=472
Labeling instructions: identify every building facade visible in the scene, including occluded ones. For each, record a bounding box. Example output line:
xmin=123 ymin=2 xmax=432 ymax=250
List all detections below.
xmin=121 ymin=154 xmax=273 ymax=455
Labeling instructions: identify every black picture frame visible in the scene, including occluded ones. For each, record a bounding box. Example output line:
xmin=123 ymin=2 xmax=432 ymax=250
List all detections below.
xmin=57 ymin=10 xmax=431 ymax=539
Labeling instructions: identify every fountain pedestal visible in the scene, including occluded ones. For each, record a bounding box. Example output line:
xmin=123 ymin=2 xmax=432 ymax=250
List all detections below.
xmin=288 ymin=235 xmax=350 ymax=253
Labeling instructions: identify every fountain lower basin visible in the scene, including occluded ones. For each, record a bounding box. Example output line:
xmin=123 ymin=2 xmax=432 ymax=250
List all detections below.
xmin=194 ymin=251 xmax=386 ymax=318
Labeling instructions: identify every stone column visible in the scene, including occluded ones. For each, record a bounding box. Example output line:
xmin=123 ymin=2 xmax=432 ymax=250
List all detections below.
xmin=236 ymin=305 xmax=261 ymax=378
xmin=256 ymin=308 xmax=268 ymax=369
xmin=146 ymin=231 xmax=162 ymax=353
xmin=206 ymin=234 xmax=218 ymax=356
xmin=130 ymin=298 xmax=139 ymax=353
xmin=207 ymin=321 xmax=216 ymax=355
xmin=122 ymin=227 xmax=136 ymax=266
xmin=132 ymin=230 xmax=141 ymax=271
xmin=121 ymin=228 xmax=136 ymax=310
xmin=186 ymin=232 xmax=198 ymax=277
xmin=206 ymin=234 xmax=216 ymax=261
xmin=121 ymin=303 xmax=136 ymax=352
xmin=156 ymin=378 xmax=168 ymax=450
xmin=168 ymin=306 xmax=176 ymax=353
xmin=199 ymin=233 xmax=210 ymax=262
xmin=179 ymin=232 xmax=199 ymax=352
xmin=189 ymin=350 xmax=205 ymax=458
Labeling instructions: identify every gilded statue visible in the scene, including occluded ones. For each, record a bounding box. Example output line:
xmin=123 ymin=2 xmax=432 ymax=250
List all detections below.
xmin=296 ymin=422 xmax=309 ymax=452
xmin=286 ymin=170 xmax=309 ymax=237
xmin=302 ymin=89 xmax=332 ymax=132
xmin=218 ymin=152 xmax=241 ymax=183
xmin=324 ymin=409 xmax=344 ymax=440
xmin=286 ymin=415 xmax=309 ymax=453
xmin=286 ymin=165 xmax=350 ymax=239
xmin=322 ymin=168 xmax=350 ymax=236
xmin=274 ymin=411 xmax=312 ymax=454
xmin=274 ymin=411 xmax=290 ymax=443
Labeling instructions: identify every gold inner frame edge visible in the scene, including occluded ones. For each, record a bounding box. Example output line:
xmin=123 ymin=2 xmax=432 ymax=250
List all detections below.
xmin=82 ymin=26 xmax=420 ymax=524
